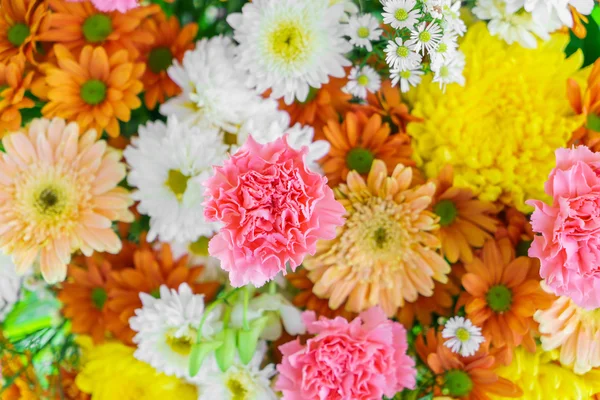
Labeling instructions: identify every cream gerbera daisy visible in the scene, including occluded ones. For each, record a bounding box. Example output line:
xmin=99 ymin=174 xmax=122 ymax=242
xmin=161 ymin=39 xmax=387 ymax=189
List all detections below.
xmin=0 ymin=118 xmax=133 ymax=283
xmin=226 ymin=0 xmax=352 ymax=104
xmin=345 ymin=14 xmax=382 ymax=51
xmin=343 ymin=66 xmax=381 ymax=100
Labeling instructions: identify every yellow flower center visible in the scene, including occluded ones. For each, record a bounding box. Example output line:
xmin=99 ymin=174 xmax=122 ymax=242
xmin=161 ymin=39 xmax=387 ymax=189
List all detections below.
xmin=166 ymin=330 xmax=195 ymax=356
xmin=395 ymin=8 xmax=409 ymax=21
xmin=396 ymin=46 xmax=409 ymax=57
xmin=227 ymin=378 xmax=249 ymax=400
xmin=400 ymin=70 xmax=412 ymax=79
xmin=357 ymin=26 xmax=370 ymax=39
xmin=166 ymin=169 xmax=190 ymax=200
xmin=148 ymin=46 xmax=174 ymax=74
xmin=80 ymin=79 xmax=107 ymax=106
xmin=225 ymin=371 xmax=254 ymax=400
xmin=438 ymin=42 xmax=448 ymax=53
xmin=7 ymin=23 xmax=30 ymax=47
xmin=357 ymin=75 xmax=369 ymax=86
xmin=82 ymin=14 xmax=113 ymax=43
xmin=189 ymin=236 xmax=210 ymax=256
xmin=439 ymin=66 xmax=450 ymax=78
xmin=455 ymin=327 xmax=471 ymax=342
xmin=267 ymin=20 xmax=313 ymax=65
xmin=419 ymin=31 xmax=431 ymax=43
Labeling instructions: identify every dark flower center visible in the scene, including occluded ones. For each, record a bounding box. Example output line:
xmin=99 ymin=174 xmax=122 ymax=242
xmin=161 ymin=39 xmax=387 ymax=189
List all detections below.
xmin=346 ymin=148 xmax=374 ymax=174
xmin=486 ymin=284 xmax=513 ymax=313
xmin=148 ymin=47 xmax=174 ymax=74
xmin=82 ymin=14 xmax=113 ymax=43
xmin=7 ymin=23 xmax=30 ymax=47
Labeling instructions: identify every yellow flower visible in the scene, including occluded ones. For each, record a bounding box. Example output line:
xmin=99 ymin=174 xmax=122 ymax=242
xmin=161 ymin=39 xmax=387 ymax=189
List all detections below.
xmin=405 ymin=23 xmax=583 ymax=212
xmin=492 ymin=347 xmax=600 ymax=400
xmin=75 ymin=337 xmax=198 ymax=400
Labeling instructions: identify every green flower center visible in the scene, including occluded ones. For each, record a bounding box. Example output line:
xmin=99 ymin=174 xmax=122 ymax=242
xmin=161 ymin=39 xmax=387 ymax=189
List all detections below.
xmin=486 ymin=284 xmax=513 ymax=313
xmin=166 ymin=169 xmax=190 ymax=200
xmin=357 ymin=26 xmax=370 ymax=39
xmin=455 ymin=327 xmax=471 ymax=342
xmin=346 ymin=148 xmax=374 ymax=174
xmin=80 ymin=79 xmax=107 ymax=105
xmin=7 ymin=23 xmax=30 ymax=47
xmin=189 ymin=236 xmax=210 ymax=257
xmin=396 ymin=46 xmax=409 ymax=58
xmin=440 ymin=66 xmax=450 ymax=78
xmin=444 ymin=370 xmax=473 ymax=397
xmin=400 ymin=70 xmax=412 ymax=79
xmin=91 ymin=287 xmax=108 ymax=310
xmin=35 ymin=186 xmax=66 ymax=217
xmin=516 ymin=240 xmax=532 ymax=257
xmin=148 ymin=46 xmax=173 ymax=74
xmin=82 ymin=14 xmax=113 ymax=44
xmin=419 ymin=31 xmax=432 ymax=43
xmin=395 ymin=8 xmax=409 ymax=21
xmin=166 ymin=331 xmax=194 ymax=356
xmin=374 ymin=227 xmax=388 ymax=248
xmin=434 ymin=199 xmax=458 ymax=226
xmin=357 ymin=75 xmax=369 ymax=86
xmin=438 ymin=42 xmax=448 ymax=53
xmin=150 ymin=288 xmax=161 ymax=299
xmin=226 ymin=376 xmax=249 ymax=400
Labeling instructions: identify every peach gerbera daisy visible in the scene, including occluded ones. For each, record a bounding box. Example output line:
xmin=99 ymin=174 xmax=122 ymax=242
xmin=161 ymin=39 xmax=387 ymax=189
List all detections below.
xmin=432 ymin=165 xmax=498 ymax=264
xmin=0 ymin=0 xmax=47 ymax=63
xmin=361 ymin=80 xmax=421 ymax=134
xmin=319 ymin=111 xmax=414 ymax=187
xmin=106 ymin=243 xmax=220 ymax=345
xmin=139 ymin=12 xmax=197 ymax=109
xmin=0 ymin=57 xmax=35 ymax=135
xmin=461 ymin=238 xmax=555 ymax=354
xmin=534 ymin=295 xmax=600 ymax=374
xmin=0 ymin=118 xmax=133 ymax=283
xmin=41 ymin=45 xmax=144 ymax=138
xmin=304 ymin=159 xmax=450 ymax=317
xmin=39 ymin=0 xmax=157 ymax=59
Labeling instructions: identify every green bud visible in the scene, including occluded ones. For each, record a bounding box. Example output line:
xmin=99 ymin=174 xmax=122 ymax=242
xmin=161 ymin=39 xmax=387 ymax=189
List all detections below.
xmin=237 ymin=316 xmax=269 ymax=365
xmin=189 ymin=340 xmax=223 ymax=377
xmin=215 ymin=328 xmax=237 ymax=372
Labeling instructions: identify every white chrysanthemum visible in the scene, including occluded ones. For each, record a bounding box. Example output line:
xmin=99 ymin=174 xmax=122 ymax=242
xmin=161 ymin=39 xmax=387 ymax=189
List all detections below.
xmin=390 ymin=65 xmax=424 ymax=92
xmin=345 ymin=14 xmax=382 ymax=51
xmin=124 ymin=117 xmax=228 ymax=243
xmin=410 ymin=22 xmax=443 ymax=54
xmin=519 ymin=0 xmax=594 ymax=28
xmin=343 ymin=66 xmax=381 ymax=100
xmin=0 ymin=253 xmax=22 ymax=322
xmin=442 ymin=316 xmax=485 ymax=357
xmin=129 ymin=283 xmax=222 ymax=380
xmin=384 ymin=37 xmax=422 ymax=69
xmin=431 ymin=50 xmax=466 ymax=91
xmin=382 ymin=0 xmax=422 ymax=29
xmin=227 ymin=0 xmax=352 ymax=105
xmin=196 ymin=342 xmax=277 ymax=400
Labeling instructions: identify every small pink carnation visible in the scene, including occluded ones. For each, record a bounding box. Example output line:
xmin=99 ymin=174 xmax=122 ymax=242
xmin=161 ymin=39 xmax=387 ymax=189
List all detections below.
xmin=527 ymin=145 xmax=600 ymax=309
xmin=275 ymin=307 xmax=416 ymax=400
xmin=203 ymin=135 xmax=345 ymax=287
xmin=67 ymin=0 xmax=139 ymax=13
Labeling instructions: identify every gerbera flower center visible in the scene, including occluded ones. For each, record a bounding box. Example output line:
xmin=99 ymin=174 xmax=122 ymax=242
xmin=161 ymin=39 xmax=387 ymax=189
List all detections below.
xmin=80 ymin=79 xmax=107 ymax=106
xmin=148 ymin=47 xmax=174 ymax=74
xmin=91 ymin=287 xmax=108 ymax=310
xmin=357 ymin=26 xmax=370 ymax=39
xmin=455 ymin=327 xmax=471 ymax=342
xmin=357 ymin=75 xmax=370 ymax=86
xmin=34 ymin=185 xmax=67 ymax=217
xmin=419 ymin=31 xmax=432 ymax=43
xmin=166 ymin=331 xmax=194 ymax=356
xmin=486 ymin=284 xmax=513 ymax=313
xmin=166 ymin=169 xmax=190 ymax=200
xmin=394 ymin=8 xmax=409 ymax=21
xmin=346 ymin=148 xmax=375 ymax=174
xmin=268 ymin=20 xmax=312 ymax=64
xmin=82 ymin=14 xmax=113 ymax=43
xmin=434 ymin=199 xmax=458 ymax=226
xmin=396 ymin=46 xmax=409 ymax=58
xmin=7 ymin=23 xmax=30 ymax=47
xmin=189 ymin=236 xmax=210 ymax=256
xmin=443 ymin=370 xmax=473 ymax=397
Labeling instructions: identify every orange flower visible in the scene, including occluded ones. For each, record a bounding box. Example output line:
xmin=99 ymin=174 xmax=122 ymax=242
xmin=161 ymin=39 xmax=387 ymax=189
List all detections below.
xmin=494 ymin=207 xmax=533 ymax=251
xmin=569 ymin=5 xmax=589 ymax=39
xmin=139 ymin=12 xmax=197 ymax=109
xmin=461 ymin=239 xmax=555 ymax=355
xmin=47 ymin=369 xmax=90 ymax=400
xmin=40 ymin=0 xmax=157 ymax=59
xmin=0 ymin=0 xmax=47 ymax=63
xmin=106 ymin=243 xmax=220 ymax=345
xmin=319 ymin=111 xmax=414 ymax=187
xmin=568 ymin=58 xmax=600 ymax=150
xmin=360 ymin=80 xmax=421 ymax=133
xmin=0 ymin=57 xmax=35 ymax=135
xmin=41 ymin=45 xmax=144 ymax=137
xmin=415 ymin=329 xmax=522 ymax=400
xmin=432 ymin=165 xmax=498 ymax=264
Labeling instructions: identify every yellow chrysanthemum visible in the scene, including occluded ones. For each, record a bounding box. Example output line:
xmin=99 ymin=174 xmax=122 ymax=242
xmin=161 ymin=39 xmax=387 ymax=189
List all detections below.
xmin=405 ymin=23 xmax=584 ymax=212
xmin=492 ymin=347 xmax=600 ymax=400
xmin=75 ymin=337 xmax=198 ymax=400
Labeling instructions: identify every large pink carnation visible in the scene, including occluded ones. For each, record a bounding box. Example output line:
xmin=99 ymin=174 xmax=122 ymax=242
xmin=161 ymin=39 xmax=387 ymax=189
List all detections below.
xmin=276 ymin=307 xmax=416 ymax=400
xmin=203 ymin=135 xmax=345 ymax=287
xmin=527 ymin=145 xmax=600 ymax=309
xmin=67 ymin=0 xmax=139 ymax=13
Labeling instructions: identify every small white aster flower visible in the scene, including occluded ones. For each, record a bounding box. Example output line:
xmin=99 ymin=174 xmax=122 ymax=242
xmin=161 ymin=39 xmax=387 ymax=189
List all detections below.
xmin=330 ymin=0 xmax=360 ymax=21
xmin=382 ymin=0 xmax=422 ymax=30
xmin=124 ymin=117 xmax=228 ymax=243
xmin=0 ymin=253 xmax=22 ymax=322
xmin=384 ymin=37 xmax=422 ymax=69
xmin=432 ymin=51 xmax=466 ymax=92
xmin=410 ymin=22 xmax=443 ymax=55
xmin=444 ymin=0 xmax=467 ymax=36
xmin=343 ymin=65 xmax=381 ymax=100
xmin=345 ymin=14 xmax=382 ymax=51
xmin=227 ymin=0 xmax=352 ymax=105
xmin=390 ymin=65 xmax=424 ymax=92
xmin=442 ymin=316 xmax=485 ymax=357
xmin=429 ymin=31 xmax=458 ymax=65
xmin=129 ymin=283 xmax=223 ymax=380
xmin=423 ymin=0 xmax=448 ymax=19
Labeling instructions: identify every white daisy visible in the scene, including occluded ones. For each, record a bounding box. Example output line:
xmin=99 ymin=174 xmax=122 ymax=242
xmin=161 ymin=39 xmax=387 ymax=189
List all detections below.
xmin=431 ymin=51 xmax=466 ymax=92
xmin=129 ymin=283 xmax=223 ymax=380
xmin=343 ymin=65 xmax=381 ymax=100
xmin=227 ymin=0 xmax=352 ymax=105
xmin=423 ymin=0 xmax=448 ymax=19
xmin=390 ymin=65 xmax=424 ymax=92
xmin=345 ymin=14 xmax=382 ymax=51
xmin=442 ymin=316 xmax=485 ymax=357
xmin=522 ymin=0 xmax=594 ymax=28
xmin=384 ymin=37 xmax=422 ymax=69
xmin=0 ymin=253 xmax=22 ymax=322
xmin=330 ymin=0 xmax=360 ymax=21
xmin=197 ymin=342 xmax=277 ymax=400
xmin=382 ymin=0 xmax=422 ymax=30
xmin=124 ymin=117 xmax=228 ymax=243
xmin=169 ymin=239 xmax=228 ymax=285
xmin=410 ymin=22 xmax=443 ymax=54
xmin=429 ymin=31 xmax=458 ymax=65
xmin=444 ymin=0 xmax=467 ymax=36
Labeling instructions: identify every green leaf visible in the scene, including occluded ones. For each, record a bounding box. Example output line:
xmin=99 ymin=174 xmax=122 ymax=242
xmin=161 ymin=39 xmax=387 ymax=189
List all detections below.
xmin=587 ymin=113 xmax=600 ymax=132
xmin=566 ymin=9 xmax=600 ymax=67
xmin=215 ymin=328 xmax=236 ymax=372
xmin=236 ymin=316 xmax=269 ymax=365
xmin=189 ymin=340 xmax=223 ymax=377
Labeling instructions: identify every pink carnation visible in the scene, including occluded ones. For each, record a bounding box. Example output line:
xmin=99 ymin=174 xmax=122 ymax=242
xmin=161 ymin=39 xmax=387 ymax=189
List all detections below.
xmin=527 ymin=145 xmax=600 ymax=309
xmin=276 ymin=307 xmax=416 ymax=400
xmin=203 ymin=135 xmax=345 ymax=287
xmin=67 ymin=0 xmax=139 ymax=13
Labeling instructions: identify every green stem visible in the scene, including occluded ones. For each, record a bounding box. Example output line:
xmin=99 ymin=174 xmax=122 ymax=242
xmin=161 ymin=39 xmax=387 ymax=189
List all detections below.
xmin=268 ymin=280 xmax=277 ymax=295
xmin=242 ymin=286 xmax=250 ymax=331
xmin=195 ymin=288 xmax=240 ymax=344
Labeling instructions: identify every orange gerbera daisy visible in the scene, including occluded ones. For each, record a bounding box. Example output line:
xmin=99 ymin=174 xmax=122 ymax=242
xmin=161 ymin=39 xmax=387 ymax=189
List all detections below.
xmin=139 ymin=13 xmax=197 ymax=109
xmin=319 ymin=111 xmax=414 ymax=187
xmin=0 ymin=0 xmax=47 ymax=63
xmin=39 ymin=0 xmax=157 ymax=59
xmin=106 ymin=243 xmax=220 ymax=345
xmin=360 ymin=80 xmax=421 ymax=133
xmin=432 ymin=165 xmax=498 ymax=264
xmin=41 ymin=45 xmax=144 ymax=137
xmin=0 ymin=57 xmax=35 ymax=135
xmin=461 ymin=238 xmax=555 ymax=354
xmin=568 ymin=58 xmax=600 ymax=150
xmin=415 ymin=329 xmax=522 ymax=400
xmin=494 ymin=207 xmax=533 ymax=253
